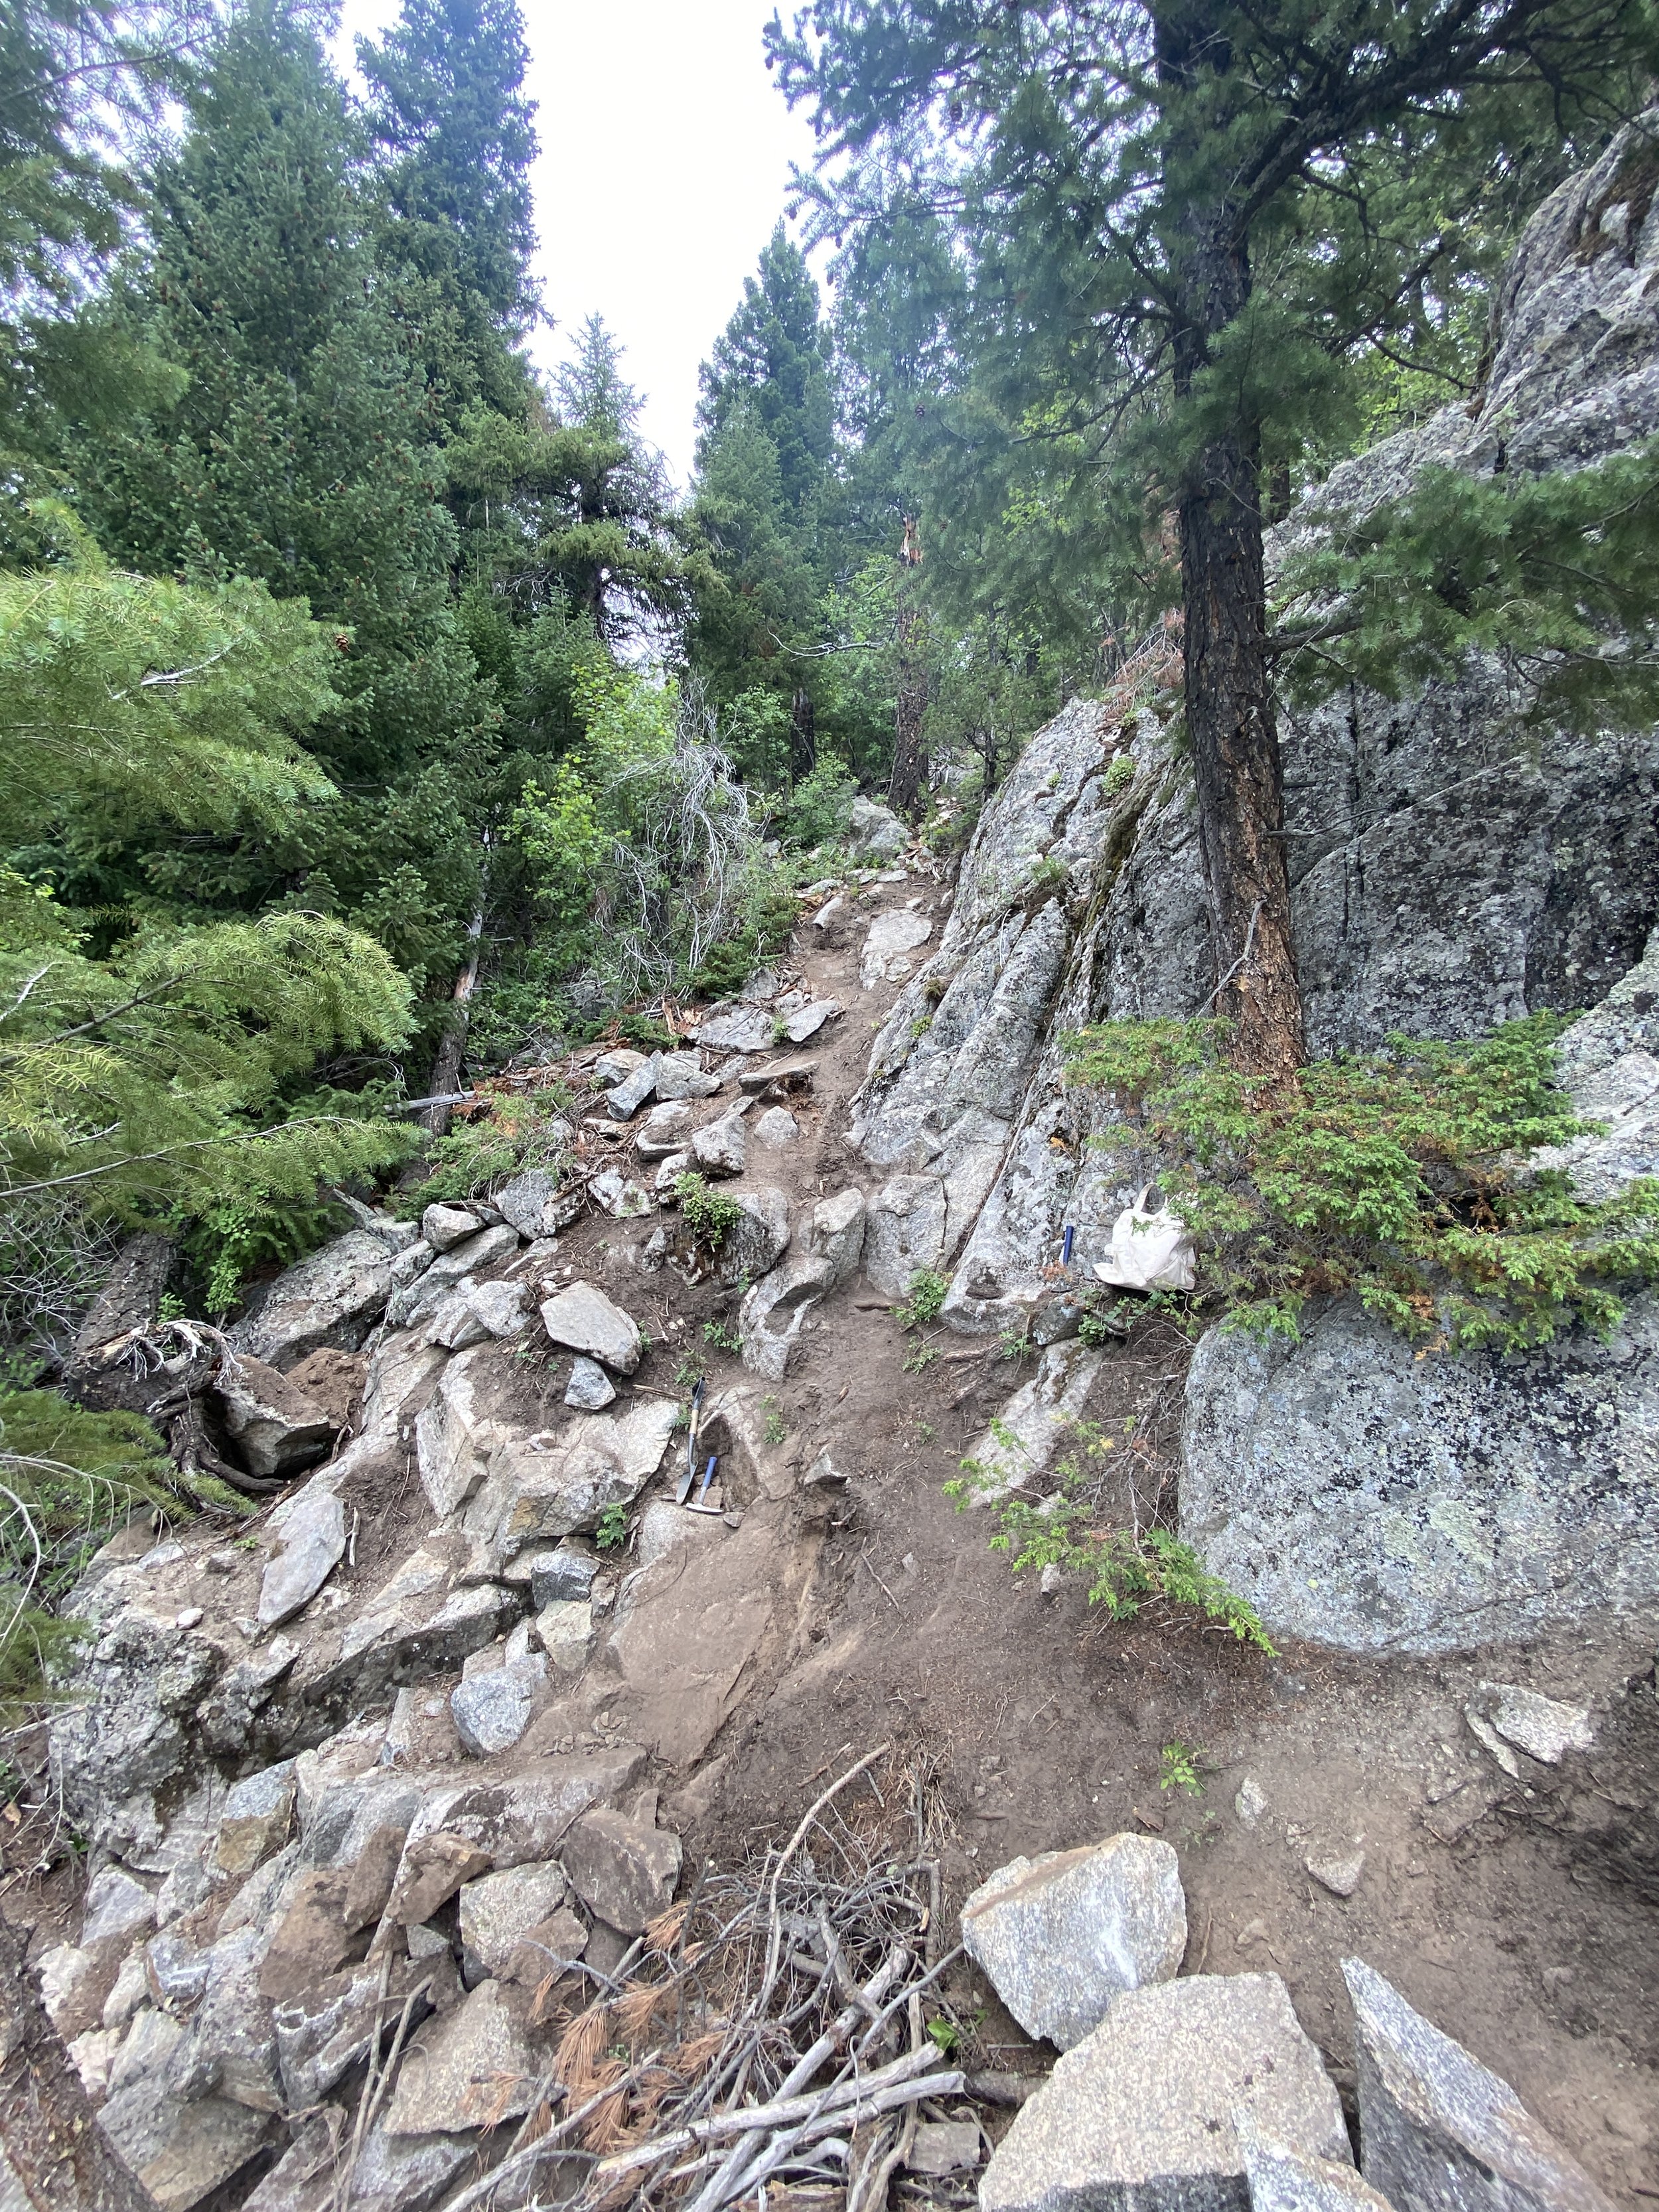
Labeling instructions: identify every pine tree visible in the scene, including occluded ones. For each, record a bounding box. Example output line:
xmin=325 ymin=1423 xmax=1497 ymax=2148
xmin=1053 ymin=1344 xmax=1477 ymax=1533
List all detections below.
xmin=772 ymin=1 xmax=1659 ymax=1072
xmin=697 ymin=224 xmax=835 ymax=525
xmin=358 ymin=0 xmax=540 ymax=428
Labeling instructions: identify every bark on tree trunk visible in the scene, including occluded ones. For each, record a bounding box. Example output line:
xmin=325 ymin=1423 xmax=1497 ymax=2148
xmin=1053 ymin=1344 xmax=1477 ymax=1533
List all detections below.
xmin=790 ymin=688 xmax=816 ymax=783
xmin=890 ymin=600 xmax=929 ymax=822
xmin=1158 ymin=10 xmax=1305 ymax=1076
xmin=422 ymin=893 xmax=486 ymax=1140
xmin=0 ymin=1917 xmax=154 ymax=2211
xmin=1178 ymin=437 xmax=1305 ymax=1077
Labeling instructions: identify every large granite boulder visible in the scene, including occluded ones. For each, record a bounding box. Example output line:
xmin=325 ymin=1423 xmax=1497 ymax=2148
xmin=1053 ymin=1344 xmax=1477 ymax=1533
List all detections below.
xmin=1181 ymin=1295 xmax=1659 ymax=1655
xmin=228 ymin=1231 xmax=397 ymax=1370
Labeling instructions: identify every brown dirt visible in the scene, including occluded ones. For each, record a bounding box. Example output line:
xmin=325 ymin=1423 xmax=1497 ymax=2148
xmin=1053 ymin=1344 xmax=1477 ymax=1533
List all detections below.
xmin=560 ymin=866 xmax=1659 ymax=2203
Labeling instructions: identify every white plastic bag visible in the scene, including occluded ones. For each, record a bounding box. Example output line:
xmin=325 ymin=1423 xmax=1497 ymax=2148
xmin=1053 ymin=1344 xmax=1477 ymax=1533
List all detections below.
xmin=1092 ymin=1186 xmax=1196 ymax=1293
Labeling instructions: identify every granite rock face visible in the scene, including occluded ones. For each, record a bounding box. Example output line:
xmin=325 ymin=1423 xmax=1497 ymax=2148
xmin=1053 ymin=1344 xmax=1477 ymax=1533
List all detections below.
xmin=960 ymin=1836 xmax=1187 ymax=2050
xmin=854 ymin=120 xmax=1659 ymax=1342
xmin=1344 ymin=1957 xmax=1617 ymax=2212
xmin=979 ymin=1974 xmax=1351 ymax=2212
xmin=1181 ymin=1295 xmax=1659 ymax=1653
xmin=229 ymin=1231 xmax=397 ymax=1370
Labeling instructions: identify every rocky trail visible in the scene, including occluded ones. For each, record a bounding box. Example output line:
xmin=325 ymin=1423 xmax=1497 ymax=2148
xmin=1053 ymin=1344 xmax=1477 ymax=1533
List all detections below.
xmin=9 ymin=125 xmax=1659 ymax=2212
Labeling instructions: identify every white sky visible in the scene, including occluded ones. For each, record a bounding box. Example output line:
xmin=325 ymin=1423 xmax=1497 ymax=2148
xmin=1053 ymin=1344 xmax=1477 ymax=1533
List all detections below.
xmin=338 ymin=0 xmax=827 ymax=491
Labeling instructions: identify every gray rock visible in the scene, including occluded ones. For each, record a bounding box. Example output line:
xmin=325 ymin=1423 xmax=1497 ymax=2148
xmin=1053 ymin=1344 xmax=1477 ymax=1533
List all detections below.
xmin=808 ymin=1187 xmax=867 ymax=1285
xmin=414 ymin=1344 xmax=505 ymax=1517
xmin=257 ymin=1474 xmax=346 ymax=1628
xmin=381 ymin=1979 xmax=541 ymax=2136
xmin=960 ymin=1835 xmax=1187 ymax=2050
xmin=530 ymin=1546 xmax=601 ymax=1607
xmin=1236 ymin=2113 xmax=1398 ymax=2212
xmin=565 ymin=1355 xmax=618 ymax=1409
xmin=962 ymin=1343 xmax=1105 ymax=1505
xmin=215 ymin=1355 xmax=335 ymax=1478
xmin=189 ymin=1922 xmax=283 ymax=2109
xmin=692 ymin=1003 xmax=777 ymax=1053
xmin=98 ymin=2092 xmax=274 ymax=2210
xmin=450 ymin=1653 xmax=546 ymax=1757
xmin=738 ymin=1252 xmax=831 ymax=1381
xmin=229 ymin=1230 xmax=396 ymax=1370
xmin=324 ymin=1575 xmax=518 ymax=1702
xmin=1306 ymin=1850 xmax=1365 ymax=1899
xmin=332 ymin=1192 xmax=423 ymax=1251
xmin=423 ymin=1203 xmax=484 ymax=1251
xmin=607 ymin=1054 xmax=661 ymax=1119
xmin=80 ymin=1863 xmax=158 ymax=1951
xmin=1474 ymin=1683 xmax=1595 ymax=1764
xmin=431 ymin=1277 xmax=530 ymax=1351
xmin=1344 ymin=1956 xmax=1616 ymax=2212
xmin=459 ymin=1860 xmax=567 ymax=1983
xmin=48 ymin=1610 xmax=228 ymax=1842
xmin=1531 ymin=929 xmax=1659 ymax=1201
xmin=593 ymin=1047 xmax=648 ymax=1086
xmin=493 ymin=1163 xmax=580 ymax=1238
xmin=753 ymin=1106 xmax=799 ymax=1147
xmin=812 ymin=893 xmax=847 ymax=929
xmin=534 ymin=1599 xmax=593 ymax=1674
xmin=846 ymin=795 xmax=908 ymax=861
xmin=863 ymin=1174 xmax=948 ymax=1298
xmin=860 ymin=907 xmax=933 ymax=989
xmin=216 ymin=1760 xmax=297 ymax=1875
xmin=711 ymin=1186 xmax=792 ymax=1289
xmin=540 ymin=1282 xmax=643 ymax=1374
xmin=636 ymin=1099 xmax=693 ymax=1157
xmin=653 ymin=1050 xmax=723 ymax=1100
xmin=781 ymin=996 xmax=841 ymax=1043
xmin=386 ymin=1226 xmax=520 ymax=1329
xmin=462 ymin=1397 xmax=678 ymax=1562
xmin=388 ymin=1236 xmax=436 ymax=1290
xmin=1181 ymin=1295 xmax=1659 ymax=1653
xmin=909 ymin=2120 xmax=983 ymax=2177
xmin=561 ymin=1806 xmax=682 ymax=1933
xmin=589 ymin=1165 xmax=654 ymax=1217
xmin=692 ymin=1109 xmax=749 ymax=1177
xmin=654 ymin=1151 xmax=692 ymax=1196
xmin=980 ymin=1974 xmax=1352 ymax=2212
xmin=398 ymin=1746 xmax=645 ymax=1870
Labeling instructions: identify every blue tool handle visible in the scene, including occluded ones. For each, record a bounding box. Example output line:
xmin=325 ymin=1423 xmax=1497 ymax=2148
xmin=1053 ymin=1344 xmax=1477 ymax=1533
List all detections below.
xmin=1061 ymin=1224 xmax=1075 ymax=1265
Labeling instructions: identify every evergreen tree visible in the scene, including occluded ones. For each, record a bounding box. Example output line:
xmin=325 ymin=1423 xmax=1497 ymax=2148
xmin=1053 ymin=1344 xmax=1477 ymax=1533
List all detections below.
xmin=68 ymin=0 xmax=493 ymax=998
xmin=697 ymin=223 xmax=834 ymax=524
xmin=358 ymin=0 xmax=540 ymax=428
xmin=772 ymin=0 xmax=1659 ymax=1073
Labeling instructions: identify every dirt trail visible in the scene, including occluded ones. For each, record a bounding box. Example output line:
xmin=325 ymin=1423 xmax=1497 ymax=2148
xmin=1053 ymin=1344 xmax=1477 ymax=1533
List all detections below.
xmin=560 ymin=863 xmax=1659 ymax=2202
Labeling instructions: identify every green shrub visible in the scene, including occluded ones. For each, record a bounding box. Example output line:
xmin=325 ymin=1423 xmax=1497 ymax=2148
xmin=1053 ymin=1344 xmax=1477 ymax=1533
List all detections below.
xmin=1104 ymin=756 xmax=1136 ymax=798
xmin=0 ymin=1389 xmax=244 ymax=1715
xmin=176 ymin=1191 xmax=347 ymax=1319
xmin=402 ymin=1091 xmax=574 ymax=1213
xmin=780 ymin=755 xmax=858 ymax=851
xmin=946 ymin=1416 xmax=1275 ymax=1650
xmin=897 ymin=1268 xmax=950 ymax=1329
xmin=1061 ymin=1013 xmax=1659 ymax=1351
xmin=675 ymin=1171 xmax=745 ymax=1252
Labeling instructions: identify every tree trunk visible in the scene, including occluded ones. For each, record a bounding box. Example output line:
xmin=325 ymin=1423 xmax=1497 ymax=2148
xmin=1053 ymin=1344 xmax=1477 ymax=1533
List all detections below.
xmin=422 ymin=895 xmax=486 ymax=1140
xmin=789 ymin=688 xmax=816 ymax=782
xmin=0 ymin=1917 xmax=154 ymax=2211
xmin=1178 ymin=436 xmax=1305 ymax=1076
xmin=1158 ymin=12 xmax=1305 ymax=1076
xmin=890 ymin=600 xmax=928 ymax=822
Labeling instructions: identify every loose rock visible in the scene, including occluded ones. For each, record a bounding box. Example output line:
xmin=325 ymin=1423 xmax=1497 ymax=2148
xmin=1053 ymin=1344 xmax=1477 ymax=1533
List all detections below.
xmin=1344 ymin=1956 xmax=1617 ymax=2212
xmin=691 ymin=1110 xmax=749 ymax=1177
xmin=860 ymin=908 xmax=932 ymax=988
xmin=422 ymin=1203 xmax=484 ymax=1252
xmin=257 ymin=1475 xmax=346 ymax=1629
xmin=1236 ymin=2113 xmax=1398 ymax=2212
xmin=458 ymin=1860 xmax=567 ymax=1984
xmin=449 ymin=1653 xmax=545 ymax=1757
xmin=561 ymin=1806 xmax=682 ymax=1933
xmin=380 ymin=1979 xmax=541 ymax=2136
xmin=960 ymin=1835 xmax=1187 ymax=2050
xmin=753 ymin=1106 xmax=799 ymax=1147
xmin=1475 ymin=1683 xmax=1595 ymax=1765
xmin=565 ymin=1355 xmax=618 ymax=1410
xmin=980 ymin=1974 xmax=1351 ymax=2212
xmin=229 ymin=1229 xmax=397 ymax=1370
xmin=215 ymin=1355 xmax=335 ymax=1478
xmin=652 ymin=1050 xmax=723 ymax=1100
xmin=540 ymin=1282 xmax=643 ymax=1374
xmin=1306 ymin=1850 xmax=1366 ymax=1899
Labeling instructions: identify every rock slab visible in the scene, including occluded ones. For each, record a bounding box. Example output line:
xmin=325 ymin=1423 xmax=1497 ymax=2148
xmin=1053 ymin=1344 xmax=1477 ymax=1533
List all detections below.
xmin=1344 ymin=1956 xmax=1617 ymax=2212
xmin=539 ymin=1282 xmax=642 ymax=1374
xmin=961 ymin=1835 xmax=1187 ymax=2050
xmin=981 ymin=1974 xmax=1351 ymax=2212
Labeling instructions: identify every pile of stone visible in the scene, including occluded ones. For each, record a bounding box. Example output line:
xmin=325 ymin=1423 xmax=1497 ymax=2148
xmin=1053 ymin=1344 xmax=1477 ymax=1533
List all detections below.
xmin=958 ymin=1834 xmax=1617 ymax=2212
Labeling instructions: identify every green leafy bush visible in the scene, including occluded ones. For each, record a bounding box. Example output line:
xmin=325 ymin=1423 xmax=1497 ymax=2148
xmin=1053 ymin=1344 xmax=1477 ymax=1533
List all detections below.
xmin=897 ymin=1268 xmax=950 ymax=1329
xmin=946 ymin=1416 xmax=1275 ymax=1650
xmin=403 ymin=1090 xmax=575 ymax=1213
xmin=780 ymin=754 xmax=858 ymax=851
xmin=1061 ymin=1015 xmax=1659 ymax=1351
xmin=675 ymin=1171 xmax=745 ymax=1252
xmin=1104 ymin=756 xmax=1135 ymax=798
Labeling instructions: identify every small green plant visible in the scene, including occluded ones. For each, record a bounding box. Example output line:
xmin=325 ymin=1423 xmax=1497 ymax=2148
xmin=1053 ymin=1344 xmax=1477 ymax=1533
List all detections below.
xmin=1104 ymin=755 xmax=1136 ymax=798
xmin=902 ymin=1341 xmax=937 ymax=1375
xmin=675 ymin=1355 xmax=703 ymax=1389
xmin=762 ymin=1400 xmax=788 ymax=1446
xmin=595 ymin=1502 xmax=629 ymax=1550
xmin=675 ymin=1171 xmax=746 ymax=1252
xmin=1061 ymin=1013 xmax=1659 ymax=1350
xmin=946 ymin=1418 xmax=1277 ymax=1651
xmin=925 ymin=2010 xmax=983 ymax=2057
xmin=1077 ymin=1307 xmax=1121 ymax=1347
xmin=897 ymin=1269 xmax=950 ymax=1329
xmin=703 ymin=1316 xmax=743 ymax=1355
xmin=908 ymin=1015 xmax=932 ymax=1041
xmin=1027 ymin=853 xmax=1069 ymax=900
xmin=914 ymin=1420 xmax=936 ymax=1443
xmin=998 ymin=1321 xmax=1033 ymax=1361
xmin=1159 ymin=1740 xmax=1205 ymax=1797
